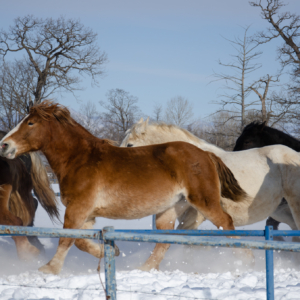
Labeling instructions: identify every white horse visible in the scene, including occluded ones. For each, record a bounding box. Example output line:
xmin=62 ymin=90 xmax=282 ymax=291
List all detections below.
xmin=120 ymin=118 xmax=300 ymax=269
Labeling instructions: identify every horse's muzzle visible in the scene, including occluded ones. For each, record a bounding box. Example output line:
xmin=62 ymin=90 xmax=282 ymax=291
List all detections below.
xmin=0 ymin=142 xmax=16 ymax=159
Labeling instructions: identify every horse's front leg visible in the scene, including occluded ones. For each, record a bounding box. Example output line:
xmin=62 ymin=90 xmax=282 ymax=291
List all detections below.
xmin=140 ymin=207 xmax=177 ymax=271
xmin=38 ymin=201 xmax=93 ymax=275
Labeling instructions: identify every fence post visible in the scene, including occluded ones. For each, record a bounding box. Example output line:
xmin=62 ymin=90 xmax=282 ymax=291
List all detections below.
xmin=103 ymin=226 xmax=116 ymax=300
xmin=265 ymin=226 xmax=274 ymax=300
xmin=152 ymin=215 xmax=156 ymax=230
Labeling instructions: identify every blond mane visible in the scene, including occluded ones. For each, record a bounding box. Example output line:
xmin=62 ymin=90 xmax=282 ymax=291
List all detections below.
xmin=151 ymin=123 xmax=203 ymax=145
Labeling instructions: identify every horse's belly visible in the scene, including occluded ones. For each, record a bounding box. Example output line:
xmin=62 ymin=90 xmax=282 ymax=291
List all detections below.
xmin=91 ymin=188 xmax=184 ymax=220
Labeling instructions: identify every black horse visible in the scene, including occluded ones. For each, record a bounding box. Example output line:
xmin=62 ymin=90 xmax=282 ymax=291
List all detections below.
xmin=234 ymin=122 xmax=300 ymax=152
xmin=234 ymin=121 xmax=300 ymax=236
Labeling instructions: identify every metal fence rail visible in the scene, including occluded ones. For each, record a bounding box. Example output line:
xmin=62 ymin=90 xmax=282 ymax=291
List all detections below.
xmin=1 ymin=225 xmax=300 ymax=300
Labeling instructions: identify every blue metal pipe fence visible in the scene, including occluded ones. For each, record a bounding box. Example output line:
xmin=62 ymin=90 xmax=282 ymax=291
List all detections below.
xmin=1 ymin=225 xmax=300 ymax=300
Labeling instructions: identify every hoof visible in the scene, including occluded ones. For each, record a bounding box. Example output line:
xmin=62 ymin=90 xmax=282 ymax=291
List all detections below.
xmin=38 ymin=263 xmax=61 ymax=275
xmin=139 ymin=264 xmax=159 ymax=272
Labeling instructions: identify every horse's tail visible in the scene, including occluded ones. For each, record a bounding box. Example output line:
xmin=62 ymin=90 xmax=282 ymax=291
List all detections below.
xmin=9 ymin=190 xmax=32 ymax=226
xmin=29 ymin=152 xmax=60 ymax=223
xmin=208 ymin=152 xmax=247 ymax=202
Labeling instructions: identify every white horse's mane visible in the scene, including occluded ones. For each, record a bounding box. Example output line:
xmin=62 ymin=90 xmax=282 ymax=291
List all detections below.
xmin=146 ymin=122 xmax=224 ymax=152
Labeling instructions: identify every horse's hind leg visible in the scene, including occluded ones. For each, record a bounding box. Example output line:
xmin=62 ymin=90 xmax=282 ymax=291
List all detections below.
xmin=176 ymin=206 xmax=206 ymax=230
xmin=27 ymin=222 xmax=45 ymax=254
xmin=187 ymin=190 xmax=234 ymax=231
xmin=140 ymin=207 xmax=178 ymax=271
xmin=186 ymin=185 xmax=256 ymax=264
xmin=74 ymin=218 xmax=120 ymax=261
xmin=0 ymin=185 xmax=39 ymax=260
xmin=27 ymin=197 xmax=45 ymax=254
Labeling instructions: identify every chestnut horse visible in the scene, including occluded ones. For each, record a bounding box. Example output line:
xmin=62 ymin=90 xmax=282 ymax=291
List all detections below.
xmin=0 ymin=129 xmax=59 ymax=259
xmin=0 ymin=101 xmax=247 ymax=274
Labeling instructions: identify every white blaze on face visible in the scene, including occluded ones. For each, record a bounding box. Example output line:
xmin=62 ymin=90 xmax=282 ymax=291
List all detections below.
xmin=1 ymin=115 xmax=29 ymax=143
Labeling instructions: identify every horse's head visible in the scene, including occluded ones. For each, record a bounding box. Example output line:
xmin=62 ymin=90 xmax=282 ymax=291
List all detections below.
xmin=121 ymin=118 xmax=194 ymax=148
xmin=0 ymin=100 xmax=72 ymax=159
xmin=0 ymin=112 xmax=46 ymax=159
xmin=233 ymin=121 xmax=267 ymax=151
xmin=120 ymin=117 xmax=151 ymax=147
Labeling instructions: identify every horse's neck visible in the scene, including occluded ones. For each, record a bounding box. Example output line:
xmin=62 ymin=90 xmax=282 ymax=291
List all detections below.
xmin=271 ymin=132 xmax=300 ymax=152
xmin=42 ymin=122 xmax=94 ymax=179
xmin=190 ymin=138 xmax=225 ymax=155
xmin=153 ymin=127 xmax=225 ymax=156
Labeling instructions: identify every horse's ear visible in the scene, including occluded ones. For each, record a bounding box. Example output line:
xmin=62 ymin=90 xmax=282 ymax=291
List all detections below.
xmin=26 ymin=99 xmax=33 ymax=113
xmin=145 ymin=117 xmax=149 ymax=127
xmin=135 ymin=117 xmax=149 ymax=135
xmin=258 ymin=121 xmax=267 ymax=132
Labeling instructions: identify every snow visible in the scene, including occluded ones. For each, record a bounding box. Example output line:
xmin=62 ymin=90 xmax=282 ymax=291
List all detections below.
xmin=1 ymin=262 xmax=300 ymax=299
xmin=1 ymin=184 xmax=300 ymax=299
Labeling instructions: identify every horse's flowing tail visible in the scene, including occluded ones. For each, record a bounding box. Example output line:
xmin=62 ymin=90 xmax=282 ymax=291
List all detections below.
xmin=9 ymin=191 xmax=33 ymax=226
xmin=29 ymin=152 xmax=60 ymax=223
xmin=208 ymin=152 xmax=247 ymax=202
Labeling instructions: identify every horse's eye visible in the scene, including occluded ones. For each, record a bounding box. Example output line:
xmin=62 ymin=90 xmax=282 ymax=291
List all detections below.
xmin=28 ymin=122 xmax=34 ymax=126
xmin=127 ymin=144 xmax=133 ymax=147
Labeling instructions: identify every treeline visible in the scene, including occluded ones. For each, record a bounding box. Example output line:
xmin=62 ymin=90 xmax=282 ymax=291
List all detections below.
xmin=0 ymin=1 xmax=299 ymax=150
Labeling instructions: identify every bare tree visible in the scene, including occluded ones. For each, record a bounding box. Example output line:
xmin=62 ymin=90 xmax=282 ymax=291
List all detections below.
xmin=188 ymin=113 xmax=241 ymax=150
xmin=0 ymin=15 xmax=107 ymax=105
xmin=211 ymin=25 xmax=289 ymax=129
xmin=189 ymin=110 xmax=279 ymax=151
xmin=72 ymin=101 xmax=103 ymax=137
xmin=250 ymin=0 xmax=300 ymax=125
xmin=164 ymin=96 xmax=193 ymax=126
xmin=211 ymin=26 xmax=263 ymax=130
xmin=99 ymin=89 xmax=142 ymax=142
xmin=249 ymin=74 xmax=277 ymax=122
xmin=248 ymin=74 xmax=292 ymax=126
xmin=0 ymin=59 xmax=35 ymax=130
xmin=152 ymin=103 xmax=163 ymax=122
xmin=250 ymin=0 xmax=300 ymax=74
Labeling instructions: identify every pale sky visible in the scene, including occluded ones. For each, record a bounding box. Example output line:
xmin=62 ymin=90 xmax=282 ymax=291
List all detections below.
xmin=1 ymin=0 xmax=300 ymax=121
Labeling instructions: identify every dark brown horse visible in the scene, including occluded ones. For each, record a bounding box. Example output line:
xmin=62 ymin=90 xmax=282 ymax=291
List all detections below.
xmin=0 ymin=130 xmax=59 ymax=260
xmin=0 ymin=101 xmax=247 ymax=274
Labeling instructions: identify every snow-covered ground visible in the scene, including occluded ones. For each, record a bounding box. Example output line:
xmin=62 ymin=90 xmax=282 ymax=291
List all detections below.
xmin=1 ymin=184 xmax=300 ymax=299
xmin=1 ymin=238 xmax=300 ymax=300
xmin=1 ymin=267 xmax=300 ymax=300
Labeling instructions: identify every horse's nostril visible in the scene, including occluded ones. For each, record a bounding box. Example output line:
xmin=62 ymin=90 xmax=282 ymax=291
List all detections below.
xmin=2 ymin=143 xmax=8 ymax=149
